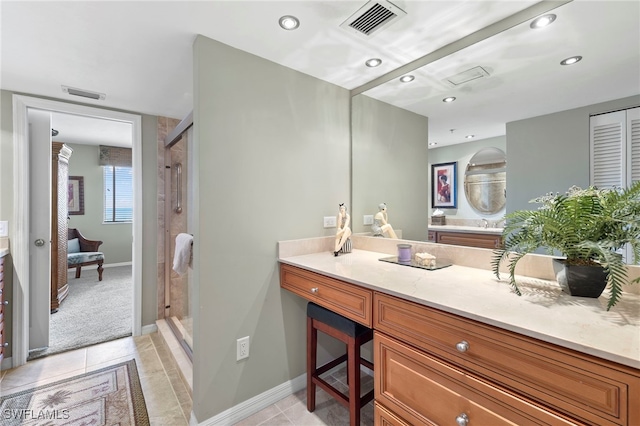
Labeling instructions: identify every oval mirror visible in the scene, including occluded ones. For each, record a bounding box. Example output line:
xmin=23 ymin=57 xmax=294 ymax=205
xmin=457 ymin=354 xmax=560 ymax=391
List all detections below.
xmin=464 ymin=147 xmax=506 ymax=215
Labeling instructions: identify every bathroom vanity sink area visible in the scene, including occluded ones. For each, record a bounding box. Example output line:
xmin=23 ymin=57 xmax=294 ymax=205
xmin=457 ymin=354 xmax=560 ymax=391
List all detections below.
xmin=428 ymin=224 xmax=503 ymax=249
xmin=278 ymin=242 xmax=640 ymax=425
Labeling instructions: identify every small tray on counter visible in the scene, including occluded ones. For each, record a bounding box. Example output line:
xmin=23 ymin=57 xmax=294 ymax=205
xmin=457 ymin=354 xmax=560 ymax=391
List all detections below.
xmin=379 ymin=256 xmax=452 ymax=271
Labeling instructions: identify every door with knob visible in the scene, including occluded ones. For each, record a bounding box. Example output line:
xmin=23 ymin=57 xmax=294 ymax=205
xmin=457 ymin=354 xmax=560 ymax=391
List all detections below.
xmin=28 ymin=109 xmax=52 ymax=350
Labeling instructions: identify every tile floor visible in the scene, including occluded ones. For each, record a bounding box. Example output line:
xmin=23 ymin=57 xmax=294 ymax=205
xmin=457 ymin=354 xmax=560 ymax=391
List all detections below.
xmin=0 ymin=334 xmax=374 ymax=426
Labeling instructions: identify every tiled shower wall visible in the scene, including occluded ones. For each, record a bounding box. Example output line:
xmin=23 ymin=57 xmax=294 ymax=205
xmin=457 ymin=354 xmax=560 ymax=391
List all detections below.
xmin=156 ymin=117 xmax=187 ymax=320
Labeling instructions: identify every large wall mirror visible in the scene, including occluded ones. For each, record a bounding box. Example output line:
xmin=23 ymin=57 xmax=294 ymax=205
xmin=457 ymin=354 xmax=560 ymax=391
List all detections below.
xmin=351 ymin=0 xmax=639 ymax=241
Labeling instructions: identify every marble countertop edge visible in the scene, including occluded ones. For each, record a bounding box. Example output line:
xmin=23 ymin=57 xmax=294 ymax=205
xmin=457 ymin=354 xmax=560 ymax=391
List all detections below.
xmin=279 ymin=249 xmax=640 ymax=370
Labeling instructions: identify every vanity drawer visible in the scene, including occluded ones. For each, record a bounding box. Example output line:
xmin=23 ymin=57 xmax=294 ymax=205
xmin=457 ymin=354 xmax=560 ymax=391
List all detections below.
xmin=375 ymin=402 xmax=411 ymax=426
xmin=280 ymin=264 xmax=372 ymax=327
xmin=375 ymin=332 xmax=575 ymax=426
xmin=435 ymin=230 xmax=502 ymax=249
xmin=374 ymin=293 xmax=640 ymax=426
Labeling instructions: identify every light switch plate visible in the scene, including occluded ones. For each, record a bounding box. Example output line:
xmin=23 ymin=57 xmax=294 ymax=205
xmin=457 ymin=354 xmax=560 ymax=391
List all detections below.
xmin=363 ymin=215 xmax=373 ymax=225
xmin=323 ymin=216 xmax=337 ymax=228
xmin=0 ymin=221 xmax=8 ymax=237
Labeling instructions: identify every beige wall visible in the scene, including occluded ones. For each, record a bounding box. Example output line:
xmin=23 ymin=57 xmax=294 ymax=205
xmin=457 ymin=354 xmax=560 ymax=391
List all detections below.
xmin=192 ymin=35 xmax=351 ymax=421
xmin=66 ymin=143 xmax=133 ymax=265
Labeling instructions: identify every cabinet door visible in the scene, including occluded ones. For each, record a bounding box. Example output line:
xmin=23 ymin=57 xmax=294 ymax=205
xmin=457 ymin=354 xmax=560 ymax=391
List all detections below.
xmin=375 ymin=402 xmax=412 ymax=426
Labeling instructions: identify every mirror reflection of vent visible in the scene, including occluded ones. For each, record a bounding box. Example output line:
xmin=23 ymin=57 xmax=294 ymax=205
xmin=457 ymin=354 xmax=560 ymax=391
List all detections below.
xmin=442 ymin=66 xmax=490 ymax=88
xmin=340 ymin=0 xmax=407 ymax=38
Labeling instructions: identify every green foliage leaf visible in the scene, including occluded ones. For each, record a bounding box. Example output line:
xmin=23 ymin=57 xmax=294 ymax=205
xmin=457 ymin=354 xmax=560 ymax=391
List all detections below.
xmin=491 ymin=181 xmax=640 ymax=309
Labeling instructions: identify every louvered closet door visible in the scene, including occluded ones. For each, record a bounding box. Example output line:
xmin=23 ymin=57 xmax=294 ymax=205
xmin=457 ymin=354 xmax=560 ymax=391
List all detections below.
xmin=627 ymin=107 xmax=640 ymax=185
xmin=590 ymin=107 xmax=639 ymax=264
xmin=590 ymin=110 xmax=625 ymax=188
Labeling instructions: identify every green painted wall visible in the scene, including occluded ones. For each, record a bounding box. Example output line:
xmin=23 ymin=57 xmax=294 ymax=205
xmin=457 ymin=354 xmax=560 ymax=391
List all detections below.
xmin=192 ymin=35 xmax=350 ymax=421
xmin=428 ymin=135 xmax=507 ymax=222
xmin=506 ymin=95 xmax=640 ymax=213
xmin=66 ymin=143 xmax=132 ymax=264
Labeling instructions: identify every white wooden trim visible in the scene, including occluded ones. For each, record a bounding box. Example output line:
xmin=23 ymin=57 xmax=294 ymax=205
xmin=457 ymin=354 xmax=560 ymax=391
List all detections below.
xmin=193 ymin=373 xmax=307 ymax=426
xmin=11 ymin=95 xmax=31 ymax=367
xmin=11 ymin=95 xmax=143 ymax=367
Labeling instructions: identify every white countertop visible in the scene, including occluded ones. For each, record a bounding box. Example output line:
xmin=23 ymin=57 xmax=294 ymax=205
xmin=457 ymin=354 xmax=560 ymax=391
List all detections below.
xmin=429 ymin=225 xmax=503 ymax=234
xmin=280 ymin=249 xmax=640 ymax=369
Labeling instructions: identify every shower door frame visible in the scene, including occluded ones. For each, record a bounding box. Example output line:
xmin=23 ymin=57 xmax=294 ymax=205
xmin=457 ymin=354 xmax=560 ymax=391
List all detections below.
xmin=164 ymin=112 xmax=194 ymax=361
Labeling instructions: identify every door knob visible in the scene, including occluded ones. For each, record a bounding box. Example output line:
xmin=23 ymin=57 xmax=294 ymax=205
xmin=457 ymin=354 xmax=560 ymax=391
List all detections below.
xmin=34 ymin=239 xmax=45 ymax=247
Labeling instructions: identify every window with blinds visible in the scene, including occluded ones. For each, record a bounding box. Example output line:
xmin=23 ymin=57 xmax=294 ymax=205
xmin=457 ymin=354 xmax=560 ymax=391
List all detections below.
xmin=103 ymin=166 xmax=133 ymax=223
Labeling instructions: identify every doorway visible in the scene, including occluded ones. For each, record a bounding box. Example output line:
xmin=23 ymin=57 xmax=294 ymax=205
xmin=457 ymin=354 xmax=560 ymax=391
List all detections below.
xmin=11 ymin=95 xmax=143 ymax=367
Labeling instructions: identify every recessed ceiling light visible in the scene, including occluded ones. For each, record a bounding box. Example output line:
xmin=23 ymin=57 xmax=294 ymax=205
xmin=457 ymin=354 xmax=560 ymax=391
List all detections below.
xmin=365 ymin=58 xmax=382 ymax=67
xmin=530 ymin=14 xmax=556 ymax=29
xmin=279 ymin=15 xmax=300 ymax=30
xmin=560 ymin=56 xmax=582 ymax=66
xmin=399 ymin=75 xmax=415 ymax=83
xmin=442 ymin=97 xmax=456 ymax=103
xmin=429 ymin=142 xmax=438 ymax=146
xmin=466 ymin=135 xmax=475 ymax=139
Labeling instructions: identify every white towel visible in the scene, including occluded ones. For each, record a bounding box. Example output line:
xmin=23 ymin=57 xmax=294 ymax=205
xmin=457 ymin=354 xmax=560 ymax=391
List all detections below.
xmin=173 ymin=233 xmax=193 ymax=275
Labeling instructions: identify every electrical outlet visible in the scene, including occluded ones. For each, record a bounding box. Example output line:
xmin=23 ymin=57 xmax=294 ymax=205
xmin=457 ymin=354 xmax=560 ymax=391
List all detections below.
xmin=363 ymin=215 xmax=373 ymax=226
xmin=323 ymin=216 xmax=337 ymax=228
xmin=237 ymin=336 xmax=250 ymax=360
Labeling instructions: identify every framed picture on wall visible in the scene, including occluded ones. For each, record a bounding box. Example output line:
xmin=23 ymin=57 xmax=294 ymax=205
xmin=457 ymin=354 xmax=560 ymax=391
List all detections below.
xmin=68 ymin=176 xmax=85 ymax=215
xmin=431 ymin=162 xmax=457 ymax=208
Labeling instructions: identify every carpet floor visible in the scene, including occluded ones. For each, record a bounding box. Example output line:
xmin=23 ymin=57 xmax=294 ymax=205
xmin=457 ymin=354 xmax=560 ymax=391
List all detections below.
xmin=28 ymin=266 xmax=133 ymax=360
xmin=0 ymin=359 xmax=149 ymax=425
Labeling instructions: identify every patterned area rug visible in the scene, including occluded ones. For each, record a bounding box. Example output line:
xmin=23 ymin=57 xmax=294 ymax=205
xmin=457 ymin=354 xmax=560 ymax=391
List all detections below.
xmin=0 ymin=360 xmax=149 ymax=425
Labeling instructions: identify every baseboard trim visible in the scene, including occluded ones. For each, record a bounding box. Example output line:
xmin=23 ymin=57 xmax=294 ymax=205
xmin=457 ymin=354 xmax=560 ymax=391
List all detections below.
xmin=141 ymin=324 xmax=158 ymax=335
xmin=103 ymin=261 xmax=132 ymax=268
xmin=193 ymin=373 xmax=307 ymax=425
xmin=1 ymin=356 xmax=13 ymax=371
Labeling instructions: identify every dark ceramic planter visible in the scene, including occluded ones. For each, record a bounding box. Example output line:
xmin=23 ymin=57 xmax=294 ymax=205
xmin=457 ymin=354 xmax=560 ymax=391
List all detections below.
xmin=552 ymin=259 xmax=608 ymax=298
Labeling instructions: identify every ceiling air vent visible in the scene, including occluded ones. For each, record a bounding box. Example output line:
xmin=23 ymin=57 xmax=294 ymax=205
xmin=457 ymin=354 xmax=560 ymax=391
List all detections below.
xmin=62 ymin=85 xmax=106 ymax=100
xmin=340 ymin=0 xmax=407 ymax=38
xmin=442 ymin=66 xmax=490 ymax=88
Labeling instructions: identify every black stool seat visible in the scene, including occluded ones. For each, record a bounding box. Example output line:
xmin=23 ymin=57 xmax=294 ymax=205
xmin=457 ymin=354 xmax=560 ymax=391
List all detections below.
xmin=306 ymin=302 xmax=374 ymax=426
xmin=307 ymin=302 xmax=370 ymax=338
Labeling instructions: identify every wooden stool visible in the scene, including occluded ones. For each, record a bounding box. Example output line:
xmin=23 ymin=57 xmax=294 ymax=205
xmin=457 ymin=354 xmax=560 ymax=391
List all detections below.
xmin=307 ymin=302 xmax=374 ymax=426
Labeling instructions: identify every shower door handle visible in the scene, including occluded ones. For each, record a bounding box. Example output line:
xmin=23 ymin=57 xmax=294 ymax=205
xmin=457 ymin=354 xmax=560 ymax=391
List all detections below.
xmin=175 ymin=163 xmax=183 ymax=213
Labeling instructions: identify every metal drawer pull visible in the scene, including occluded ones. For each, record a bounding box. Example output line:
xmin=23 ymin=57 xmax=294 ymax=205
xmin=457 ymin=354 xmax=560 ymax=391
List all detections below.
xmin=2 ymin=342 xmax=8 ymax=347
xmin=310 ymin=287 xmax=319 ymax=294
xmin=455 ymin=340 xmax=469 ymax=352
xmin=2 ymin=300 xmax=8 ymax=305
xmin=455 ymin=413 xmax=469 ymax=426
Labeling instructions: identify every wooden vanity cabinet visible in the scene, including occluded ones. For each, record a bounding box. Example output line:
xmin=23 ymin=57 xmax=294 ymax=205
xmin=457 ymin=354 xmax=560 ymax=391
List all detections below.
xmin=0 ymin=256 xmax=5 ymax=363
xmin=373 ymin=292 xmax=640 ymax=426
xmin=428 ymin=229 xmax=502 ymax=249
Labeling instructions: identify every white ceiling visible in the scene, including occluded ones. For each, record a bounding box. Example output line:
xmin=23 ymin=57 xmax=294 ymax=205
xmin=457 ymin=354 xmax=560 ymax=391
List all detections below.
xmin=2 ymin=1 xmax=639 ymax=148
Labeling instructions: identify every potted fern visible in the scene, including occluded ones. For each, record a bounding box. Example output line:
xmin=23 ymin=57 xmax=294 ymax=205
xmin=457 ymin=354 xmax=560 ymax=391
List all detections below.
xmin=492 ymin=181 xmax=640 ymax=310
